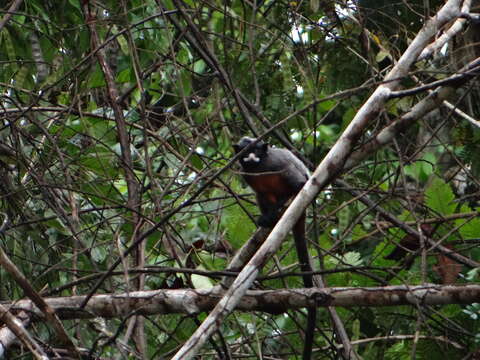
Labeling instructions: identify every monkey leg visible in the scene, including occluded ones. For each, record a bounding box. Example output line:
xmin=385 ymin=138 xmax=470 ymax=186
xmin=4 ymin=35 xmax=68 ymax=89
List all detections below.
xmin=257 ymin=212 xmax=278 ymax=227
xmin=256 ymin=195 xmax=289 ymax=227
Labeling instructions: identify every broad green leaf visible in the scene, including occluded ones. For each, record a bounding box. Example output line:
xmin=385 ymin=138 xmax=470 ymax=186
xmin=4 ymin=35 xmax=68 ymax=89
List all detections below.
xmin=425 ymin=177 xmax=455 ymax=215
xmin=191 ymin=266 xmax=214 ymax=289
xmin=88 ymin=64 xmax=106 ymax=88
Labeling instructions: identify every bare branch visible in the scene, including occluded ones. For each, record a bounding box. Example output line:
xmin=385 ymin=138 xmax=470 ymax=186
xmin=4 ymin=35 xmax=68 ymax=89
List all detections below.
xmin=0 ymin=247 xmax=81 ymax=358
xmin=5 ymin=285 xmax=479 ymax=319
xmin=0 ymin=0 xmax=23 ymax=31
xmin=0 ymin=304 xmax=47 ymax=360
xmin=418 ymin=0 xmax=472 ymax=61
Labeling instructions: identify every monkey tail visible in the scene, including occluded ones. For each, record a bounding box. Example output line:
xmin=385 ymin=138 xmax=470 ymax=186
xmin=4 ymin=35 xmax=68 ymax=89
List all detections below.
xmin=293 ymin=214 xmax=313 ymax=286
xmin=293 ymin=213 xmax=316 ymax=360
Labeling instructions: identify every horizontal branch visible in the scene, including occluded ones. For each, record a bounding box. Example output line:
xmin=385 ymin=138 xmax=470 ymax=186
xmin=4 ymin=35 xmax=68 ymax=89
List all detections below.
xmin=4 ymin=284 xmax=479 ymax=320
xmin=389 ymin=57 xmax=480 ymax=98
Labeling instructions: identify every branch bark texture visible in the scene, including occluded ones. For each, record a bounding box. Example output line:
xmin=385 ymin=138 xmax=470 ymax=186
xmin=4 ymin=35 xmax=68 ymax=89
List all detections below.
xmin=4 ymin=285 xmax=479 ymax=320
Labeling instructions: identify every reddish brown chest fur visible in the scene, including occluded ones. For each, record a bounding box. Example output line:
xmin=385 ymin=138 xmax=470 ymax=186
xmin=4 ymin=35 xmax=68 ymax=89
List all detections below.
xmin=245 ymin=174 xmax=295 ymax=204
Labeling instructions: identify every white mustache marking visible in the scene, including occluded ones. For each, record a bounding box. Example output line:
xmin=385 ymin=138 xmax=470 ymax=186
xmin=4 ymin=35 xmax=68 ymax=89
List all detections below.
xmin=243 ymin=152 xmax=260 ymax=162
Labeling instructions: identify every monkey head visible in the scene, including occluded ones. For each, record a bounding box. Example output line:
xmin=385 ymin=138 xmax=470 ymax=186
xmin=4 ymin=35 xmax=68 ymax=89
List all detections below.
xmin=233 ymin=137 xmax=269 ymax=168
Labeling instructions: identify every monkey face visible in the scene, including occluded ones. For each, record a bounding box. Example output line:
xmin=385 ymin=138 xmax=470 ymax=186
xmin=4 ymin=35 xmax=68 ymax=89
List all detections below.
xmin=233 ymin=137 xmax=269 ymax=167
xmin=242 ymin=152 xmax=261 ymax=163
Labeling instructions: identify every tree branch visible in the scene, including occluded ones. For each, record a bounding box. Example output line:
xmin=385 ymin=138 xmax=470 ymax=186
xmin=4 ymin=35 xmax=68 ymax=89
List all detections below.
xmin=5 ymin=285 xmax=479 ymax=319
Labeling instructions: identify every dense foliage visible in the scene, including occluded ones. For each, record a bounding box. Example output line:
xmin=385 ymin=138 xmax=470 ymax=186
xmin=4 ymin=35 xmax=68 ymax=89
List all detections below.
xmin=1 ymin=0 xmax=480 ymax=358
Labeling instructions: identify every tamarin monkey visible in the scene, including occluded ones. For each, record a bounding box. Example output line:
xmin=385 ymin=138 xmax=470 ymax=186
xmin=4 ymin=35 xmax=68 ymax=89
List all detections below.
xmin=233 ymin=136 xmax=316 ymax=359
xmin=233 ymin=137 xmax=310 ymax=227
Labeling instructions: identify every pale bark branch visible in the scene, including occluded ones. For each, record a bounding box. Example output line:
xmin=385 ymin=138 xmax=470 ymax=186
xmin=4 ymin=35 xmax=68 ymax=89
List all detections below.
xmin=3 ymin=285 xmax=479 ymax=319
xmin=344 ymin=56 xmax=480 ymax=173
xmin=0 ymin=304 xmax=47 ymax=360
xmin=0 ymin=0 xmax=23 ymax=32
xmin=324 ymin=334 xmax=464 ymax=351
xmin=442 ymin=100 xmax=480 ymax=128
xmin=0 ymin=247 xmax=81 ymax=358
xmin=418 ymin=0 xmax=472 ymax=61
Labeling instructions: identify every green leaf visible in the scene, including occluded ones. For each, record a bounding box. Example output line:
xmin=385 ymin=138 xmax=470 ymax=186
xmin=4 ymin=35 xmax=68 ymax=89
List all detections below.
xmin=425 ymin=177 xmax=455 ymax=215
xmin=191 ymin=266 xmax=214 ymax=289
xmin=222 ymin=180 xmax=256 ymax=249
xmin=404 ymin=152 xmax=435 ymax=182
xmin=223 ymin=203 xmax=256 ymax=249
xmin=116 ymin=68 xmax=132 ymax=83
xmin=91 ymin=246 xmax=107 ymax=263
xmin=3 ymin=29 xmax=16 ymax=60
xmin=310 ymin=0 xmax=320 ymax=12
xmin=68 ymin=0 xmax=81 ymax=10
xmin=338 ymin=252 xmax=363 ymax=267
xmin=87 ymin=64 xmax=106 ymax=88
xmin=458 ymin=216 xmax=480 ymax=239
xmin=193 ymin=59 xmax=206 ymax=74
